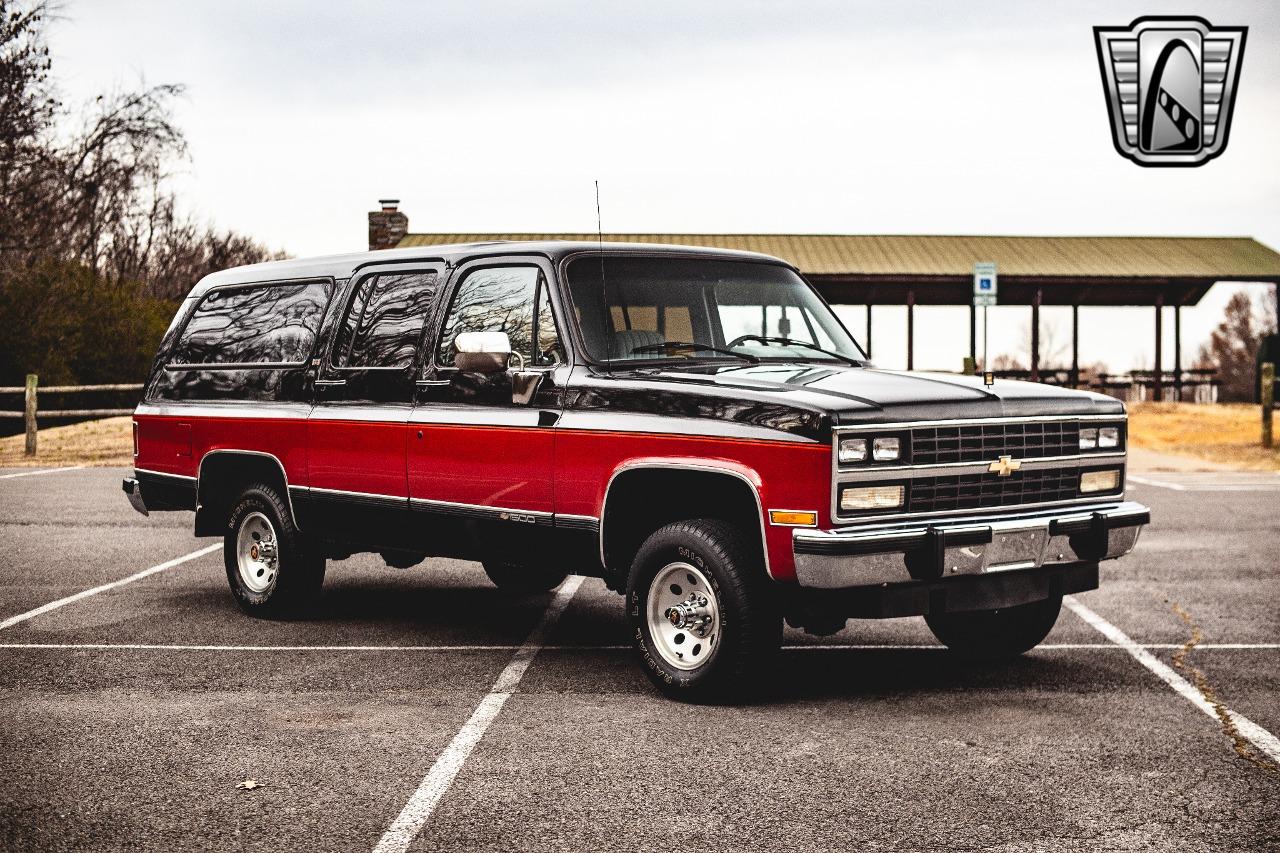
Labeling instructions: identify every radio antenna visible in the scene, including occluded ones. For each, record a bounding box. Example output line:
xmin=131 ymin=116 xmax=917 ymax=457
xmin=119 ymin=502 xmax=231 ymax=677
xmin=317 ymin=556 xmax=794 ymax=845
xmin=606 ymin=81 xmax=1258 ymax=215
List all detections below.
xmin=595 ymin=179 xmax=608 ymax=287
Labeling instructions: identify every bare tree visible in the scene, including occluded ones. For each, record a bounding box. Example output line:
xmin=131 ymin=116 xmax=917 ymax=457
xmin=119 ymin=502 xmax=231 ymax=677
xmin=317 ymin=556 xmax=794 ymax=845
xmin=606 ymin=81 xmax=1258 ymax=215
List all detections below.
xmin=1195 ymin=288 xmax=1278 ymax=402
xmin=0 ymin=0 xmax=284 ymax=383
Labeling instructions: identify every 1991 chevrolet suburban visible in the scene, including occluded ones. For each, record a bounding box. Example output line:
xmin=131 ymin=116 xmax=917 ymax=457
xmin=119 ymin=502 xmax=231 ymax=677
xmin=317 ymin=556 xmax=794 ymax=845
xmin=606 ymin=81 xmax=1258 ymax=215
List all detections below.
xmin=125 ymin=241 xmax=1149 ymax=700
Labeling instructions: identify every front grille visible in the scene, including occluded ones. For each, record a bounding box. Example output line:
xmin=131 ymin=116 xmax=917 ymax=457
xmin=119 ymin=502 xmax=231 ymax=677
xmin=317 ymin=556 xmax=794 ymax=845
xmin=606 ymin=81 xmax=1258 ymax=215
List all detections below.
xmin=908 ymin=467 xmax=1078 ymax=513
xmin=911 ymin=421 xmax=1080 ymax=466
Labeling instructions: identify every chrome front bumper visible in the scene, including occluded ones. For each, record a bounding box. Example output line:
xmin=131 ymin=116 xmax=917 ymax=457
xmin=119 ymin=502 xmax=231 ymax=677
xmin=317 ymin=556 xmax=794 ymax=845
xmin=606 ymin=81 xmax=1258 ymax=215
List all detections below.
xmin=792 ymin=501 xmax=1149 ymax=589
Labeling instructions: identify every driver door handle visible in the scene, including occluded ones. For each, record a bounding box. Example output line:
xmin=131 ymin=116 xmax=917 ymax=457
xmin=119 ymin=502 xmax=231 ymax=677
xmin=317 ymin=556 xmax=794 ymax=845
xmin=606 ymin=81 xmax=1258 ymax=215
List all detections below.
xmin=314 ymin=378 xmax=347 ymax=387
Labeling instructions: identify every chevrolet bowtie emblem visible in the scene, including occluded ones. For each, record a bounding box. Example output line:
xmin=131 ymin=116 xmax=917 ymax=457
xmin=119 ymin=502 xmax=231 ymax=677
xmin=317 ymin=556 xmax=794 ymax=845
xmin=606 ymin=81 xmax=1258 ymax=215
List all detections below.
xmin=988 ymin=455 xmax=1022 ymax=478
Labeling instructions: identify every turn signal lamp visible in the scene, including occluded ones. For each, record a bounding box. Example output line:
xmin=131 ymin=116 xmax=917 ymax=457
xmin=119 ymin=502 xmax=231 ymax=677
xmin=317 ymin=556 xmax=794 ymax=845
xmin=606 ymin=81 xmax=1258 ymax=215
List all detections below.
xmin=769 ymin=510 xmax=818 ymax=527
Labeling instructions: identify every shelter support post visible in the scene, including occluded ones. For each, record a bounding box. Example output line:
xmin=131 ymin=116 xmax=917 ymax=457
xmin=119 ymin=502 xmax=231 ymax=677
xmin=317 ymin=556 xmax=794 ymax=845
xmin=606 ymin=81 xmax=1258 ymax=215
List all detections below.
xmin=1174 ymin=305 xmax=1182 ymax=402
xmin=906 ymin=290 xmax=915 ymax=370
xmin=1030 ymin=289 xmax=1041 ymax=383
xmin=865 ymin=304 xmax=872 ymax=359
xmin=969 ymin=304 xmax=977 ymax=366
xmin=1153 ymin=296 xmax=1164 ymax=402
xmin=1071 ymin=305 xmax=1080 ymax=388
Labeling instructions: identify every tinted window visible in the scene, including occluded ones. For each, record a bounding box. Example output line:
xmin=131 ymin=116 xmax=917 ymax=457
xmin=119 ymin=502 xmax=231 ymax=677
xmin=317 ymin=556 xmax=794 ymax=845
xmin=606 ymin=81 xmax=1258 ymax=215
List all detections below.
xmin=437 ymin=267 xmax=544 ymax=367
xmin=333 ymin=272 xmax=438 ymax=369
xmin=172 ymin=280 xmax=332 ymax=366
xmin=565 ymin=257 xmax=862 ymax=362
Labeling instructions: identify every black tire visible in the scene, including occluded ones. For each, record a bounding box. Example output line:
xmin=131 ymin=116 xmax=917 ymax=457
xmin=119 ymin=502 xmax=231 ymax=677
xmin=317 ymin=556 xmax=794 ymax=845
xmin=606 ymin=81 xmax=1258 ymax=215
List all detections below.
xmin=924 ymin=594 xmax=1062 ymax=659
xmin=626 ymin=518 xmax=780 ymax=703
xmin=223 ymin=482 xmax=325 ymax=618
xmin=481 ymin=560 xmax=569 ymax=593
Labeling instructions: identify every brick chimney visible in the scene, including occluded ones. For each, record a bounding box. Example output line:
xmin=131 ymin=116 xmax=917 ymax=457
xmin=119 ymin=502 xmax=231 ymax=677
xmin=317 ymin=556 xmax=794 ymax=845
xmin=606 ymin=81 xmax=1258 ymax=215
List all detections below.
xmin=368 ymin=199 xmax=408 ymax=251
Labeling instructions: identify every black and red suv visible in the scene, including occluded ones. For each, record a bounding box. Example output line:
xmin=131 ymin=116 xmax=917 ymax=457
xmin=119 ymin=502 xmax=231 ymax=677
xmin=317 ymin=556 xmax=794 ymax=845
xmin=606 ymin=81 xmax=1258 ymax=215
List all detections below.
xmin=125 ymin=241 xmax=1148 ymax=700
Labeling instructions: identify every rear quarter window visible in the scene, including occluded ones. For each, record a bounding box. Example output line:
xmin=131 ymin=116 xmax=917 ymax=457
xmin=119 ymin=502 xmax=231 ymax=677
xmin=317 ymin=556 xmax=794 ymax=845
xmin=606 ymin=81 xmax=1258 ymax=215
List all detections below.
xmin=171 ymin=280 xmax=333 ymax=366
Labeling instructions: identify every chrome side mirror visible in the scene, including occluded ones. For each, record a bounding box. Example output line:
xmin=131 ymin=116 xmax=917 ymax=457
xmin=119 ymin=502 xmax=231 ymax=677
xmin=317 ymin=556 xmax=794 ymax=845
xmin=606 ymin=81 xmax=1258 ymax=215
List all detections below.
xmin=453 ymin=331 xmax=511 ymax=373
xmin=452 ymin=330 xmax=542 ymax=405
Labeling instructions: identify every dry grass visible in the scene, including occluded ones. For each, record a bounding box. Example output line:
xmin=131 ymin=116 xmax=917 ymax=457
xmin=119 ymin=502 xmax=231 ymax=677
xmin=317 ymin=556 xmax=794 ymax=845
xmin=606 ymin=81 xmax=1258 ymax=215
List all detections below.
xmin=0 ymin=416 xmax=133 ymax=467
xmin=1128 ymin=403 xmax=1280 ymax=471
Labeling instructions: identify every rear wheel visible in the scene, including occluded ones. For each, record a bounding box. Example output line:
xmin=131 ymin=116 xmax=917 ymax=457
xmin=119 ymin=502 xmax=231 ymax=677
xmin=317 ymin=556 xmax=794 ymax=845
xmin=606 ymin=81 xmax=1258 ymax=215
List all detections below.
xmin=627 ymin=519 xmax=780 ymax=702
xmin=224 ymin=483 xmax=324 ymax=618
xmin=924 ymin=594 xmax=1062 ymax=659
xmin=482 ymin=560 xmax=569 ymax=593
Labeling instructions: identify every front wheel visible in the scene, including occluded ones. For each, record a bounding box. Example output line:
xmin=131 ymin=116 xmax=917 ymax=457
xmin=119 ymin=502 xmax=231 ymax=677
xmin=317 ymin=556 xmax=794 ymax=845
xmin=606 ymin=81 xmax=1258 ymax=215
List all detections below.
xmin=224 ymin=483 xmax=325 ymax=618
xmin=626 ymin=519 xmax=780 ymax=703
xmin=924 ymin=594 xmax=1062 ymax=659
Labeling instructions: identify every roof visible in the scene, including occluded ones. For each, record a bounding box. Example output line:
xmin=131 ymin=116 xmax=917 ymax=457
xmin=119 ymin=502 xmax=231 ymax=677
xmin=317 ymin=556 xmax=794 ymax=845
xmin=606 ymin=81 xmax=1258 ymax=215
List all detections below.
xmin=396 ymin=233 xmax=1280 ymax=280
xmin=188 ymin=240 xmax=778 ymax=298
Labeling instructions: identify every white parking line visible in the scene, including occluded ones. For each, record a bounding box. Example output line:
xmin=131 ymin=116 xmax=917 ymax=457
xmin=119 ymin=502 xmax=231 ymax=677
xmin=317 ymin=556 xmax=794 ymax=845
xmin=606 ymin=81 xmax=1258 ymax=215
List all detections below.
xmin=1128 ymin=474 xmax=1280 ymax=492
xmin=1065 ymin=596 xmax=1280 ymax=764
xmin=0 ymin=544 xmax=221 ymax=631
xmin=372 ymin=574 xmax=585 ymax=853
xmin=1 ymin=641 xmax=1276 ymax=652
xmin=0 ymin=466 xmax=84 ymax=480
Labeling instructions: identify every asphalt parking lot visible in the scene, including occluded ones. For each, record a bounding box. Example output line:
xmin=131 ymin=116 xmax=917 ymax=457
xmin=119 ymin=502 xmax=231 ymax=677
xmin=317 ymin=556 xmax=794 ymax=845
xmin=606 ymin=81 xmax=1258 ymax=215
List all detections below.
xmin=1 ymin=466 xmax=1278 ymax=852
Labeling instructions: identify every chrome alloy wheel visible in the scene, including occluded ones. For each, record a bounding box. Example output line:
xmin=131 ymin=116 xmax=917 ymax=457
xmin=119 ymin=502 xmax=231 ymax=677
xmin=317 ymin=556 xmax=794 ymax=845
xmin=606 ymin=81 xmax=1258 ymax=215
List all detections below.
xmin=236 ymin=511 xmax=279 ymax=594
xmin=646 ymin=562 xmax=720 ymax=671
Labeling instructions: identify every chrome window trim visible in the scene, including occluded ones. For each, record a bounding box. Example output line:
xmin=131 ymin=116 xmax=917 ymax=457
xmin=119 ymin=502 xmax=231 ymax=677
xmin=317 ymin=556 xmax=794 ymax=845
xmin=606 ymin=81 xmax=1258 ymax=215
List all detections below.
xmin=197 ymin=450 xmax=300 ymax=528
xmin=599 ymin=461 xmax=773 ymax=579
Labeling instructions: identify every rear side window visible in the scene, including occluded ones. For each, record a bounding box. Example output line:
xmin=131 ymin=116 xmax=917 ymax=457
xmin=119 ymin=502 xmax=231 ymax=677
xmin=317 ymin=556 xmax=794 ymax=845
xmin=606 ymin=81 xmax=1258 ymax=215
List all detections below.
xmin=332 ymin=271 xmax=439 ymax=369
xmin=171 ymin=280 xmax=332 ymax=366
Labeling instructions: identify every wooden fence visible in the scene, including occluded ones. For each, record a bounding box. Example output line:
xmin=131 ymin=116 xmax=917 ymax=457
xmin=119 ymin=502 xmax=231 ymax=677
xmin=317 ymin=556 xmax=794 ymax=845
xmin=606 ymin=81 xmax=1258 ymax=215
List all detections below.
xmin=0 ymin=374 xmax=142 ymax=456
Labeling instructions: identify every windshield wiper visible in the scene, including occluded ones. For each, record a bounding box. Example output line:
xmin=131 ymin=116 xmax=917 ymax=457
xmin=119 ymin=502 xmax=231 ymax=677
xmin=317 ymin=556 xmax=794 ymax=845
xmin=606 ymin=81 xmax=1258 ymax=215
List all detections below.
xmin=630 ymin=341 xmax=760 ymax=364
xmin=733 ymin=335 xmax=862 ymax=366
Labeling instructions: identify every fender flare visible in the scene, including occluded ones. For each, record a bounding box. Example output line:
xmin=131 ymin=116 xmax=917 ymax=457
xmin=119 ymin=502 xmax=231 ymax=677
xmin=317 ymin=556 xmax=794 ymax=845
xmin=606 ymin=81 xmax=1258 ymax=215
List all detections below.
xmin=598 ymin=458 xmax=775 ymax=579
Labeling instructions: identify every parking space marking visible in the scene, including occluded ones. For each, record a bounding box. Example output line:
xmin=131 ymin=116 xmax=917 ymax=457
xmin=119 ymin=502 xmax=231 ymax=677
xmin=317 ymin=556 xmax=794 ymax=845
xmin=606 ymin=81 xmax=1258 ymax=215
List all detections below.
xmin=2 ymin=642 xmax=1276 ymax=652
xmin=372 ymin=574 xmax=585 ymax=853
xmin=1065 ymin=596 xmax=1280 ymax=764
xmin=1128 ymin=474 xmax=1280 ymax=492
xmin=0 ymin=544 xmax=221 ymax=631
xmin=0 ymin=466 xmax=85 ymax=480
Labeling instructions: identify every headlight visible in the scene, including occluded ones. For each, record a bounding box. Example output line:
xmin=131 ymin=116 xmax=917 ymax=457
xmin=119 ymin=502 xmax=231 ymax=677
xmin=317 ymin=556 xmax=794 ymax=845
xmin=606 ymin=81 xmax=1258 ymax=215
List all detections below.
xmin=1098 ymin=426 xmax=1120 ymax=448
xmin=1080 ymin=469 xmax=1121 ymax=494
xmin=872 ymin=437 xmax=900 ymax=461
xmin=1079 ymin=428 xmax=1098 ymax=450
xmin=838 ymin=437 xmax=868 ymax=464
xmin=840 ymin=484 xmax=905 ymax=511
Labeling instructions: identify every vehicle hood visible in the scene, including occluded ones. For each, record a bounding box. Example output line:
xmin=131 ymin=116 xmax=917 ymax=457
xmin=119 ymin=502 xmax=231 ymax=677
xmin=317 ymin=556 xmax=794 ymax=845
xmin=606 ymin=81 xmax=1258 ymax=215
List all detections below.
xmin=631 ymin=362 xmax=1125 ymax=424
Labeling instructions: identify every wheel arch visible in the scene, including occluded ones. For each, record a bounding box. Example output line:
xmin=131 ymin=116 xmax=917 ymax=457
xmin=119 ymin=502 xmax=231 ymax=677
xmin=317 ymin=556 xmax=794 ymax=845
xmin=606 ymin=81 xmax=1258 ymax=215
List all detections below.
xmin=195 ymin=450 xmax=296 ymax=536
xmin=599 ymin=460 xmax=772 ymax=587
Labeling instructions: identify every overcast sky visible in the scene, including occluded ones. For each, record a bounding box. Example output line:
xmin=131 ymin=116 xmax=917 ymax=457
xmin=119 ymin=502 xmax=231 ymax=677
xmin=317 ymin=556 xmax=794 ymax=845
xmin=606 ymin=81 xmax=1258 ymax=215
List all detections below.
xmin=51 ymin=0 xmax=1280 ymax=372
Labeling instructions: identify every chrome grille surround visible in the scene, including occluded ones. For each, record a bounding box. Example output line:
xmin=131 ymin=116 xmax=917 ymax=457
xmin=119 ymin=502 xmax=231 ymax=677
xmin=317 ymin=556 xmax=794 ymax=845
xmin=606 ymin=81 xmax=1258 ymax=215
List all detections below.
xmin=831 ymin=414 xmax=1127 ymax=526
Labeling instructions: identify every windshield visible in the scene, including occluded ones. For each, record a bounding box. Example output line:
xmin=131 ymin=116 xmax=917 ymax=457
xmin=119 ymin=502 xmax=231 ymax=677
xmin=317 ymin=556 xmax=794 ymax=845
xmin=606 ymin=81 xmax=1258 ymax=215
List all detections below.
xmin=565 ymin=256 xmax=865 ymax=365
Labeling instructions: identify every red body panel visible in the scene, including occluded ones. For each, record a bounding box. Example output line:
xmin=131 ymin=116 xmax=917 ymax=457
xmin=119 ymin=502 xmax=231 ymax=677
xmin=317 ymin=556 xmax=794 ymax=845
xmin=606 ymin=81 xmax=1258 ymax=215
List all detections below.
xmin=135 ymin=413 xmax=309 ymax=485
xmin=409 ymin=423 xmax=554 ymax=514
xmin=134 ymin=410 xmax=832 ymax=581
xmin=308 ymin=418 xmax=409 ymax=498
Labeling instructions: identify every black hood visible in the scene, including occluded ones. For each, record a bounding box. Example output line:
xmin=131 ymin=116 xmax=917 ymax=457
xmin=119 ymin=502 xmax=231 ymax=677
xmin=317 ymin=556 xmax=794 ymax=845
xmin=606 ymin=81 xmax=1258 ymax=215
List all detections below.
xmin=630 ymin=362 xmax=1125 ymax=424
